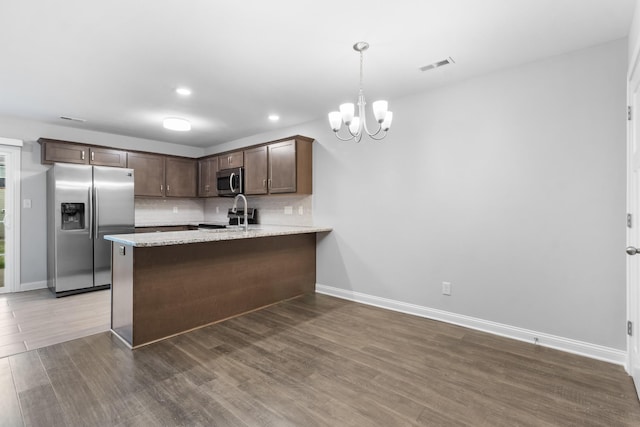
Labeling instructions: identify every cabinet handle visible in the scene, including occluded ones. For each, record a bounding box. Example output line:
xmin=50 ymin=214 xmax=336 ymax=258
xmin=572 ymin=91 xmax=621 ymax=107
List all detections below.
xmin=160 ymin=184 xmax=163 ymax=194
xmin=205 ymin=184 xmax=210 ymax=191
xmin=268 ymin=178 xmax=272 ymax=189
xmin=167 ymin=185 xmax=170 ymax=193
xmin=263 ymin=179 xmax=266 ymax=188
xmin=81 ymin=151 xmax=85 ymax=161
xmin=91 ymin=151 xmax=95 ymax=162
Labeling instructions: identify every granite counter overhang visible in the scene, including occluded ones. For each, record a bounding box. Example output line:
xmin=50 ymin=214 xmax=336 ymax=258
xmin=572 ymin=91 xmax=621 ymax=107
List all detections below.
xmin=105 ymin=224 xmax=332 ymax=247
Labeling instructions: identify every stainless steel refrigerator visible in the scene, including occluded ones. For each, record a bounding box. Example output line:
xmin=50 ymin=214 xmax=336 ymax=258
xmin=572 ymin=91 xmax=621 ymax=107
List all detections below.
xmin=47 ymin=163 xmax=134 ymax=296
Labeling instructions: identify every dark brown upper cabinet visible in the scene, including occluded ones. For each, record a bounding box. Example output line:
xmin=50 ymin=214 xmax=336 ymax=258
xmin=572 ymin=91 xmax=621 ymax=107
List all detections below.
xmin=39 ymin=138 xmax=127 ymax=167
xmin=165 ymin=157 xmax=197 ymax=198
xmin=244 ymin=146 xmax=268 ymax=195
xmin=41 ymin=140 xmax=89 ymax=164
xmin=127 ymin=153 xmax=197 ymax=198
xmin=218 ymin=151 xmax=244 ymax=170
xmin=127 ymin=152 xmax=165 ymax=197
xmin=243 ymin=137 xmax=312 ymax=196
xmin=89 ymin=147 xmax=127 ymax=167
xmin=198 ymin=157 xmax=219 ymax=197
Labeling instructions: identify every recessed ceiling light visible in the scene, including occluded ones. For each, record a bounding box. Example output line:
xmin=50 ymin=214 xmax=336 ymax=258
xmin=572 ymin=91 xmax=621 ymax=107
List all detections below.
xmin=268 ymin=114 xmax=280 ymax=122
xmin=163 ymin=117 xmax=191 ymax=131
xmin=176 ymin=87 xmax=192 ymax=96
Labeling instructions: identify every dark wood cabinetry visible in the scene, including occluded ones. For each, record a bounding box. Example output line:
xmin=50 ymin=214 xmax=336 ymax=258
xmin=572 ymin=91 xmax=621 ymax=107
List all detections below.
xmin=89 ymin=147 xmax=127 ymax=167
xmin=268 ymin=140 xmax=297 ymax=194
xmin=165 ymin=157 xmax=197 ymax=197
xmin=39 ymin=135 xmax=313 ymax=198
xmin=198 ymin=157 xmax=218 ymax=197
xmin=126 ymin=152 xmax=165 ymax=197
xmin=41 ymin=140 xmax=89 ymax=164
xmin=218 ymin=151 xmax=243 ymax=170
xmin=243 ymin=137 xmax=312 ymax=195
xmin=244 ymin=146 xmax=268 ymax=195
xmin=127 ymin=153 xmax=197 ymax=198
xmin=40 ymin=138 xmax=127 ymax=167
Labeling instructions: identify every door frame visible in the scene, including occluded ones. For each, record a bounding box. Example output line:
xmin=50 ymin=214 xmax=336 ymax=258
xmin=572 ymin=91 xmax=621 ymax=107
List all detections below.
xmin=0 ymin=138 xmax=22 ymax=294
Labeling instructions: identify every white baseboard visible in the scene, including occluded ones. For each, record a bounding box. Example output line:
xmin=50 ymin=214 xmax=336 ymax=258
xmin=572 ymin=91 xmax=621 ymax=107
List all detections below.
xmin=16 ymin=280 xmax=48 ymax=292
xmin=316 ymin=284 xmax=627 ymax=367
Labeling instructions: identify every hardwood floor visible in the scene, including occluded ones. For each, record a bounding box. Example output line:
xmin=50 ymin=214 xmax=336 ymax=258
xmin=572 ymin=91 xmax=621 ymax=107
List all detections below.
xmin=1 ymin=293 xmax=639 ymax=426
xmin=0 ymin=289 xmax=110 ymax=358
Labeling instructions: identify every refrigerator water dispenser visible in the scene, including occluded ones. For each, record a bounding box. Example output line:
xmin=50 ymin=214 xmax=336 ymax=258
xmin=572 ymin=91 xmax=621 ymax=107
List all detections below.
xmin=61 ymin=202 xmax=85 ymax=230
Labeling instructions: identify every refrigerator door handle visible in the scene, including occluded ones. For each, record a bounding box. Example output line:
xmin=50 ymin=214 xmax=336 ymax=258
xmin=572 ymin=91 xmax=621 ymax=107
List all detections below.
xmin=88 ymin=187 xmax=93 ymax=240
xmin=94 ymin=187 xmax=99 ymax=239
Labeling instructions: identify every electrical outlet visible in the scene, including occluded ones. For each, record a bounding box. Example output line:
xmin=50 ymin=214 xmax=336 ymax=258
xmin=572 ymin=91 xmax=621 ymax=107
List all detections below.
xmin=298 ymin=206 xmax=304 ymax=215
xmin=284 ymin=206 xmax=293 ymax=215
xmin=442 ymin=281 xmax=451 ymax=296
xmin=216 ymin=206 xmax=219 ymax=214
xmin=23 ymin=199 xmax=32 ymax=209
xmin=172 ymin=206 xmax=178 ymax=213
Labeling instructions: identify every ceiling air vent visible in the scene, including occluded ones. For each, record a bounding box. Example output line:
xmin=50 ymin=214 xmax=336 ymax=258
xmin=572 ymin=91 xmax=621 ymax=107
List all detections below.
xmin=419 ymin=57 xmax=455 ymax=72
xmin=59 ymin=116 xmax=86 ymax=122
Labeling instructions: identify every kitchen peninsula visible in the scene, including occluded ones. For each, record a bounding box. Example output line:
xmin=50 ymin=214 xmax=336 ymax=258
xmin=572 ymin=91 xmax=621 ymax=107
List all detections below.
xmin=105 ymin=225 xmax=331 ymax=348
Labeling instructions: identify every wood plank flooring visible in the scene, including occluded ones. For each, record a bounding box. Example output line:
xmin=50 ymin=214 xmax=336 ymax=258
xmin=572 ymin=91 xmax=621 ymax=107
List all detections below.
xmin=1 ymin=293 xmax=639 ymax=426
xmin=0 ymin=289 xmax=110 ymax=358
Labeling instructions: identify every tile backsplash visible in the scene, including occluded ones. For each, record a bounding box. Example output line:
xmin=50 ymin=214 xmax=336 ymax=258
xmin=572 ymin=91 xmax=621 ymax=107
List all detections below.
xmin=135 ymin=198 xmax=205 ymax=226
xmin=204 ymin=195 xmax=313 ymax=226
xmin=135 ymin=195 xmax=313 ymax=226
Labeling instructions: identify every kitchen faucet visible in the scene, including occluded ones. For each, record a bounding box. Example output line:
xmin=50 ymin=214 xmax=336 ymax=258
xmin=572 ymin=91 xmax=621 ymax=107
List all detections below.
xmin=231 ymin=194 xmax=248 ymax=232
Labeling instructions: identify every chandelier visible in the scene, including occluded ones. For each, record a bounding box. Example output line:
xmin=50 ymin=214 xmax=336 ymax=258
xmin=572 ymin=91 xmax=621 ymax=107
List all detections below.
xmin=328 ymin=42 xmax=393 ymax=142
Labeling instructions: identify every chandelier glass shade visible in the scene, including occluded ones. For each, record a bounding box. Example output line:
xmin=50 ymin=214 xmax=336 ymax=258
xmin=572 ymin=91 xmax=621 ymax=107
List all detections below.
xmin=328 ymin=42 xmax=393 ymax=142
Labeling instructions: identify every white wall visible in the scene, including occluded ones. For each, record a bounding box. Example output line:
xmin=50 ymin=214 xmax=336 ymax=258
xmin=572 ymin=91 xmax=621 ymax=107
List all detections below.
xmin=0 ymin=117 xmax=204 ymax=288
xmin=212 ymin=39 xmax=628 ymax=354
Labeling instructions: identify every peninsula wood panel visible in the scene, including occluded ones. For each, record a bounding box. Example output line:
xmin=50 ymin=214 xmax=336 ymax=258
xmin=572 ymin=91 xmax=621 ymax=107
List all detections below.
xmin=113 ymin=234 xmax=316 ymax=347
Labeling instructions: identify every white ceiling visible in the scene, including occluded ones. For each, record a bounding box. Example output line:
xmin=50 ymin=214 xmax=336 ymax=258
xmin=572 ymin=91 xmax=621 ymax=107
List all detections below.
xmin=0 ymin=0 xmax=635 ymax=147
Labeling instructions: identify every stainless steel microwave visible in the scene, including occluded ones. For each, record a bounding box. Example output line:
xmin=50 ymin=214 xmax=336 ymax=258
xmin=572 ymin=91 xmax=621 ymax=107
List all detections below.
xmin=216 ymin=167 xmax=243 ymax=196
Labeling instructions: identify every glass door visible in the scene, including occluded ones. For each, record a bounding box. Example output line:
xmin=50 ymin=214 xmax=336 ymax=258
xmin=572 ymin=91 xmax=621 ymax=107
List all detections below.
xmin=0 ymin=139 xmax=21 ymax=294
xmin=0 ymin=156 xmax=5 ymax=291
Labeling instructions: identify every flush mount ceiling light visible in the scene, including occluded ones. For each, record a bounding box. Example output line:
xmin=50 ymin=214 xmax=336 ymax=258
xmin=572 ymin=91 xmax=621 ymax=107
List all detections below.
xmin=268 ymin=114 xmax=280 ymax=122
xmin=175 ymin=87 xmax=192 ymax=96
xmin=328 ymin=41 xmax=393 ymax=142
xmin=163 ymin=117 xmax=191 ymax=131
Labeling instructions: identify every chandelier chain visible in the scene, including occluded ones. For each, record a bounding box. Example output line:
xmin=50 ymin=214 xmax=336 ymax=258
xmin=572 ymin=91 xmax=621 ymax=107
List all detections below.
xmin=359 ymin=50 xmax=364 ymax=92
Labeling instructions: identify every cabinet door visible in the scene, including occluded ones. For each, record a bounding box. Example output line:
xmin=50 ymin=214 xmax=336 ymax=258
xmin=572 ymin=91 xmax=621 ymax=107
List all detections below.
xmin=42 ymin=141 xmax=89 ymax=165
xmin=268 ymin=140 xmax=296 ymax=193
xmin=219 ymin=151 xmax=244 ymax=170
xmin=127 ymin=152 xmax=165 ymax=197
xmin=244 ymin=146 xmax=268 ymax=195
xmin=198 ymin=157 xmax=218 ymax=197
xmin=90 ymin=147 xmax=127 ymax=167
xmin=166 ymin=157 xmax=197 ymax=197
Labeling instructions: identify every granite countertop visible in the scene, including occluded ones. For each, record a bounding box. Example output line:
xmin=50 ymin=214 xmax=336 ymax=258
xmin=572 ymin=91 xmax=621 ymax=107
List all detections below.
xmin=105 ymin=224 xmax=332 ymax=247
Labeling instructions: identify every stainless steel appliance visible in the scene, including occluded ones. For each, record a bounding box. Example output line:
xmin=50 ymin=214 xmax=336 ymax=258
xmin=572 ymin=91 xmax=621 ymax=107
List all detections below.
xmin=47 ymin=163 xmax=134 ymax=296
xmin=216 ymin=167 xmax=243 ymax=196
